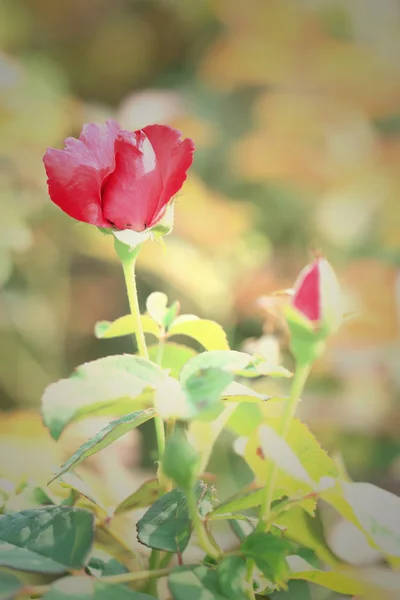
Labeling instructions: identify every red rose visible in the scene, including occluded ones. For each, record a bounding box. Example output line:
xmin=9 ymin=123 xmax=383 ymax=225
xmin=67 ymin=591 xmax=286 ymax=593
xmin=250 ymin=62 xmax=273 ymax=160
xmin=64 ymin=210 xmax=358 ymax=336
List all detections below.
xmin=43 ymin=121 xmax=195 ymax=232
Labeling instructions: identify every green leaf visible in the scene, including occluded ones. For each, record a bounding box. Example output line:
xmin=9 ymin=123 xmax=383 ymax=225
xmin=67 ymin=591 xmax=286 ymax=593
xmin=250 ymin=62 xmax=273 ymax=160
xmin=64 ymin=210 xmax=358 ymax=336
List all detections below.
xmin=86 ymin=554 xmax=129 ymax=577
xmin=258 ymin=424 xmax=316 ymax=488
xmin=167 ymin=317 xmax=230 ymax=351
xmin=241 ymin=418 xmax=338 ymax=512
xmin=180 ymin=351 xmax=251 ymax=384
xmin=42 ymin=355 xmax=166 ymax=440
xmin=168 ymin=565 xmax=232 ymax=600
xmin=57 ymin=472 xmax=108 ymax=516
xmin=241 ymin=532 xmax=293 ymax=584
xmin=95 ymin=315 xmax=160 ymax=340
xmin=43 ymin=577 xmax=155 ymax=599
xmin=183 ymin=368 xmax=234 ymax=421
xmin=217 ymin=556 xmax=247 ymax=599
xmin=289 ymin=564 xmax=364 ymax=596
xmin=49 ymin=409 xmax=155 ymax=483
xmin=146 ymin=292 xmax=168 ymax=326
xmin=0 ymin=571 xmax=24 ymax=600
xmin=162 ymin=428 xmax=200 ymax=490
xmin=229 ymin=518 xmax=255 ymax=542
xmin=222 ymin=381 xmax=268 ymax=403
xmin=148 ymin=343 xmax=197 ymax=379
xmin=114 ymin=479 xmax=160 ymax=515
xmin=237 ymin=354 xmax=292 ymax=379
xmin=137 ymin=488 xmax=192 ymax=553
xmin=0 ymin=507 xmax=94 ymax=573
xmin=164 ymin=301 xmax=180 ymax=330
xmin=210 ymin=488 xmax=263 ymax=518
xmin=269 ymin=581 xmax=311 ymax=600
xmin=227 ymin=402 xmax=264 ymax=436
xmin=337 ymin=481 xmax=400 ymax=557
xmin=275 ymin=506 xmax=339 ymax=567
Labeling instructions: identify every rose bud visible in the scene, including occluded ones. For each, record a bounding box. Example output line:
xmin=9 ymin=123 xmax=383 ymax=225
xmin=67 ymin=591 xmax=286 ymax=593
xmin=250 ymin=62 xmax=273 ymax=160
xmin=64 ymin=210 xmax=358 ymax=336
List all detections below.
xmin=43 ymin=121 xmax=195 ymax=237
xmin=285 ymin=257 xmax=343 ymax=364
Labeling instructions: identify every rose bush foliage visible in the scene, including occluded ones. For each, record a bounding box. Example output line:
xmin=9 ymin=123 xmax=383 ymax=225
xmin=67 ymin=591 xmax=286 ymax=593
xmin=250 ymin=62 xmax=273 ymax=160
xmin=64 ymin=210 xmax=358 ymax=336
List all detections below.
xmin=1 ymin=122 xmax=399 ymax=600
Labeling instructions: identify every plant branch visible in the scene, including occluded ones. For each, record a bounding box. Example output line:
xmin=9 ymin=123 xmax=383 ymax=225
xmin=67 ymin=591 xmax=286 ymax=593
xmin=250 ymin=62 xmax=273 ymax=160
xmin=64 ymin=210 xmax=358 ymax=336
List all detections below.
xmin=114 ymin=238 xmax=148 ymax=359
xmin=257 ymin=362 xmax=311 ymax=530
xmin=186 ymin=487 xmax=221 ymax=561
xmin=114 ymin=237 xmax=166 ymax=465
xmin=21 ymin=568 xmax=171 ymax=597
xmin=245 ymin=361 xmax=311 ymax=595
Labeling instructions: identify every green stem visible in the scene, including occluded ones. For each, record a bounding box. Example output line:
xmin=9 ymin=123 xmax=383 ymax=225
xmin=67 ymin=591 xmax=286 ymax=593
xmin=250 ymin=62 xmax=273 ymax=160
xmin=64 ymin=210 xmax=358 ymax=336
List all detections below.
xmin=114 ymin=237 xmax=166 ymax=464
xmin=187 ymin=487 xmax=221 ymax=561
xmin=166 ymin=418 xmax=176 ymax=440
xmin=257 ymin=361 xmax=311 ymax=530
xmin=159 ymin=551 xmax=174 ymax=569
xmin=114 ymin=237 xmax=167 ymax=591
xmin=145 ymin=549 xmax=162 ymax=596
xmin=245 ymin=361 xmax=311 ymax=594
xmin=101 ymin=567 xmax=169 ymax=584
xmin=22 ymin=568 xmax=171 ymax=597
xmin=155 ymin=339 xmax=165 ymax=366
xmin=114 ymin=238 xmax=148 ymax=358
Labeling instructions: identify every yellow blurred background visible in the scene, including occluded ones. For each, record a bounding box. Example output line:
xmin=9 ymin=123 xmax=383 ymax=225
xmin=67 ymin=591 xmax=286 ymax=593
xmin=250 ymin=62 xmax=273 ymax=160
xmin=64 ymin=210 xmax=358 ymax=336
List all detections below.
xmin=1 ymin=0 xmax=400 ymax=508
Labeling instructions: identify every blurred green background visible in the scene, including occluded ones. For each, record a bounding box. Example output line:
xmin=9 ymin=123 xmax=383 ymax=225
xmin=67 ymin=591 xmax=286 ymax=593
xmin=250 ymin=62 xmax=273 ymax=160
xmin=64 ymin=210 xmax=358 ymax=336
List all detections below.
xmin=1 ymin=0 xmax=400 ymax=521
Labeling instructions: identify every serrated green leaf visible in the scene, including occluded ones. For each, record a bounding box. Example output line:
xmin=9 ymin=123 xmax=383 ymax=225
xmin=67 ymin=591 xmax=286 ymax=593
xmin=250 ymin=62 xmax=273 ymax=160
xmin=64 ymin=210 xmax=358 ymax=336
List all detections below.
xmin=183 ymin=367 xmax=234 ymax=420
xmin=275 ymin=506 xmax=339 ymax=567
xmin=136 ymin=489 xmax=191 ymax=553
xmin=269 ymin=580 xmax=311 ymax=600
xmin=334 ymin=481 xmax=400 ymax=558
xmin=49 ymin=409 xmax=155 ymax=483
xmin=187 ymin=402 xmax=241 ymax=474
xmin=241 ymin=532 xmax=293 ymax=584
xmin=163 ymin=428 xmax=200 ymax=490
xmin=237 ymin=354 xmax=292 ymax=379
xmin=168 ymin=565 xmax=232 ymax=600
xmin=222 ymin=381 xmax=268 ymax=402
xmin=0 ymin=507 xmax=94 ymax=573
xmin=211 ymin=488 xmax=263 ymax=518
xmin=164 ymin=301 xmax=180 ymax=329
xmin=229 ymin=518 xmax=255 ymax=542
xmin=258 ymin=424 xmax=316 ymax=488
xmin=57 ymin=472 xmax=108 ymax=516
xmin=146 ymin=292 xmax=168 ymax=326
xmin=43 ymin=576 xmax=155 ymax=599
xmin=95 ymin=315 xmax=160 ymax=340
xmin=217 ymin=556 xmax=247 ymax=599
xmin=148 ymin=343 xmax=197 ymax=379
xmin=42 ymin=355 xmax=166 ymax=440
xmin=289 ymin=566 xmax=364 ymax=595
xmin=227 ymin=402 xmax=264 ymax=436
xmin=180 ymin=351 xmax=251 ymax=384
xmin=242 ymin=418 xmax=338 ymax=512
xmin=0 ymin=571 xmax=24 ymax=600
xmin=114 ymin=479 xmax=160 ymax=515
xmin=86 ymin=554 xmax=128 ymax=577
xmin=167 ymin=317 xmax=230 ymax=351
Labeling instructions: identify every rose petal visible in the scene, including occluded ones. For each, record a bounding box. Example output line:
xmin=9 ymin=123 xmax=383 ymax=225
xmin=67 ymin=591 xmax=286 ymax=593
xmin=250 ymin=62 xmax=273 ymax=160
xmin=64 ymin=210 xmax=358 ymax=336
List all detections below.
xmin=102 ymin=130 xmax=163 ymax=231
xmin=43 ymin=120 xmax=120 ymax=226
xmin=292 ymin=260 xmax=321 ymax=322
xmin=142 ymin=125 xmax=195 ymax=226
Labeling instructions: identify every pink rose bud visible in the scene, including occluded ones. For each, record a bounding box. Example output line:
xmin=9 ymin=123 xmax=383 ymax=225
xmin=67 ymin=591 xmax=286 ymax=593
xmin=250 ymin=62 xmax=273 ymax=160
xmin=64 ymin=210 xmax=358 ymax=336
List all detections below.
xmin=292 ymin=257 xmax=343 ymax=335
xmin=286 ymin=257 xmax=343 ymax=364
